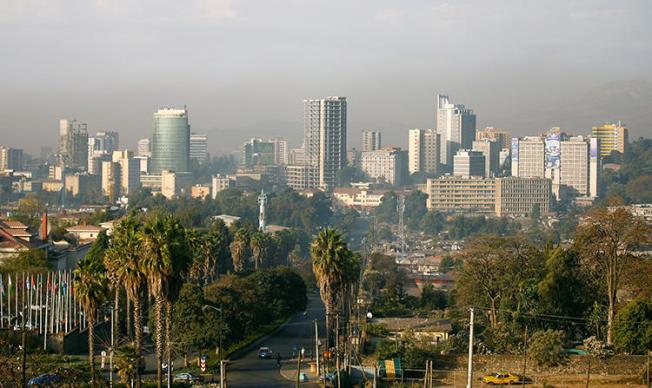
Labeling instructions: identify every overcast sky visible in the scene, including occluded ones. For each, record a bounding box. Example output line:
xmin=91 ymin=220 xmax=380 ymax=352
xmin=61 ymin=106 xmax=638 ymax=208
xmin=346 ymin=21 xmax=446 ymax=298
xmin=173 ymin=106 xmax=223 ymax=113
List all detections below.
xmin=1 ymin=0 xmax=651 ymax=155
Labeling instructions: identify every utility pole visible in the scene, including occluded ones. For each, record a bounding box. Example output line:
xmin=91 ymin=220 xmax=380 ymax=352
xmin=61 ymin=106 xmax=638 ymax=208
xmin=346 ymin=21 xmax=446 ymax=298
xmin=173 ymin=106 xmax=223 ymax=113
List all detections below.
xmin=20 ymin=310 xmax=27 ymax=388
xmin=296 ymin=348 xmax=303 ymax=388
xmin=336 ymin=314 xmax=341 ymax=388
xmin=521 ymin=326 xmax=528 ymax=385
xmin=466 ymin=307 xmax=474 ymax=388
xmin=110 ymin=307 xmax=114 ymax=388
xmin=220 ymin=360 xmax=226 ymax=388
xmin=314 ymin=319 xmax=320 ymax=377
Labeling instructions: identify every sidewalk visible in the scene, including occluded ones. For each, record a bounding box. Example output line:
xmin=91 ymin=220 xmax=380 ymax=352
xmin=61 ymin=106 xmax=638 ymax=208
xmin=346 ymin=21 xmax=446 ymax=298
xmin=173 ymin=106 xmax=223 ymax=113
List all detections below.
xmin=279 ymin=359 xmax=321 ymax=385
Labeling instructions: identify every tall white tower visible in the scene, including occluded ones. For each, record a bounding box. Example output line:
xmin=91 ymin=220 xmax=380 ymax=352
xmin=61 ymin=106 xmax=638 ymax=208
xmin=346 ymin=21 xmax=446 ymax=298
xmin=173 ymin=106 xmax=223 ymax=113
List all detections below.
xmin=258 ymin=189 xmax=267 ymax=232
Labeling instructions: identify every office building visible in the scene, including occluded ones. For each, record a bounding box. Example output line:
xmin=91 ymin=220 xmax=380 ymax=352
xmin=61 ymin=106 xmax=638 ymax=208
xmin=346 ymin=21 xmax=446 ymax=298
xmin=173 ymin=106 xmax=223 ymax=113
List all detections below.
xmin=140 ymin=174 xmax=162 ymax=192
xmin=333 ymin=187 xmax=389 ymax=209
xmin=137 ymin=138 xmax=151 ymax=157
xmin=589 ymin=137 xmax=600 ymax=198
xmin=0 ymin=147 xmax=24 ymax=171
xmin=285 ymin=165 xmax=309 ymax=190
xmin=242 ymin=138 xmax=276 ymax=168
xmin=112 ymin=150 xmax=141 ymax=195
xmin=59 ymin=119 xmax=89 ymax=170
xmin=191 ymin=185 xmax=211 ymax=199
xmin=511 ymin=137 xmax=545 ymax=178
xmin=495 ymin=177 xmax=552 ymax=217
xmin=436 ymin=95 xmax=476 ymax=168
xmin=151 ymin=108 xmax=190 ymax=174
xmin=360 ymin=147 xmax=407 ymax=186
xmin=190 ymin=133 xmax=209 ymax=164
xmin=425 ymin=177 xmax=496 ymax=213
xmin=559 ymin=136 xmax=590 ymax=197
xmin=453 ymin=150 xmax=486 ymax=178
xmin=64 ymin=173 xmax=99 ymax=198
xmin=135 ymin=155 xmax=150 ymax=174
xmin=88 ymin=131 xmax=119 ymax=175
xmin=212 ymin=174 xmax=234 ymax=198
xmin=476 ymin=127 xmax=511 ymax=150
xmin=591 ymin=122 xmax=628 ymax=156
xmin=362 ymin=130 xmax=382 ymax=152
xmin=408 ymin=128 xmax=440 ymax=176
xmin=304 ymin=96 xmax=347 ymax=189
xmin=161 ymin=170 xmax=193 ymax=199
xmin=289 ymin=147 xmax=306 ymax=165
xmin=269 ymin=137 xmax=289 ymax=165
xmin=472 ymin=139 xmax=500 ymax=177
xmin=101 ymin=161 xmax=120 ymax=201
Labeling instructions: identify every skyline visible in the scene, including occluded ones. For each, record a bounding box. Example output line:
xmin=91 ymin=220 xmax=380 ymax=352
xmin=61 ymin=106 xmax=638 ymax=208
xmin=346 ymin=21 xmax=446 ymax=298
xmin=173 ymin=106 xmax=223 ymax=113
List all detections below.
xmin=1 ymin=0 xmax=652 ymax=154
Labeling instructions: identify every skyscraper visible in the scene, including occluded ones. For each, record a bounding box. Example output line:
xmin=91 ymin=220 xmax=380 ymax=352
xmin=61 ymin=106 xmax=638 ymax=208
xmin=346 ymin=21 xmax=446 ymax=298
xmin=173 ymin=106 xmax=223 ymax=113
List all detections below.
xmin=304 ymin=96 xmax=347 ymax=189
xmin=361 ymin=130 xmax=382 ymax=152
xmin=0 ymin=147 xmax=24 ymax=171
xmin=511 ymin=137 xmax=545 ymax=179
xmin=59 ymin=119 xmax=89 ymax=170
xmin=591 ymin=122 xmax=628 ymax=156
xmin=190 ymin=133 xmax=209 ymax=164
xmin=151 ymin=108 xmax=190 ymax=174
xmin=436 ymin=95 xmax=476 ymax=169
xmin=88 ymin=131 xmax=120 ymax=175
xmin=112 ymin=150 xmax=141 ymax=195
xmin=269 ymin=137 xmax=289 ymax=165
xmin=408 ymin=128 xmax=440 ymax=176
xmin=472 ymin=139 xmax=500 ymax=177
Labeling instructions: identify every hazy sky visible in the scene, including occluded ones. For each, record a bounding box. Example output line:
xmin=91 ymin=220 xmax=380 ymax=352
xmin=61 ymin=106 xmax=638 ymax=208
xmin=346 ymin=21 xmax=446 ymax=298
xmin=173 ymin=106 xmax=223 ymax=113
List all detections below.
xmin=1 ymin=0 xmax=651 ymax=155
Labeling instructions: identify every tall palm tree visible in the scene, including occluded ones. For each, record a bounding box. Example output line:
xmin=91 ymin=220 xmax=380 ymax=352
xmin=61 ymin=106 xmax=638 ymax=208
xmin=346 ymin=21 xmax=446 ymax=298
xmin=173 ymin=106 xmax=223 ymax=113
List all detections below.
xmin=311 ymin=228 xmax=359 ymax=346
xmin=250 ymin=231 xmax=274 ymax=270
xmin=141 ymin=215 xmax=190 ymax=388
xmin=230 ymin=229 xmax=250 ymax=272
xmin=74 ymin=256 xmax=108 ymax=385
xmin=105 ymin=216 xmax=146 ymax=388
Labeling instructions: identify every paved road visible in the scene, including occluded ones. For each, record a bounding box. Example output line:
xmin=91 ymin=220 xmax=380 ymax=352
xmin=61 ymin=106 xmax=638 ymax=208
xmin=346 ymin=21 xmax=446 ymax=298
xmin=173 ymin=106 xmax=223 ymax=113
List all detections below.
xmin=227 ymin=293 xmax=326 ymax=388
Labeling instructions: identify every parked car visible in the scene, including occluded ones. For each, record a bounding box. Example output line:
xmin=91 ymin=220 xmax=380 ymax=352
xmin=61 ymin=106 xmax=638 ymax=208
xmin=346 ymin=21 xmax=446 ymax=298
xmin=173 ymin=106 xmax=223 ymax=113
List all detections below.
xmin=173 ymin=372 xmax=201 ymax=383
xmin=27 ymin=373 xmax=60 ymax=387
xmin=258 ymin=347 xmax=273 ymax=359
xmin=481 ymin=371 xmax=521 ymax=385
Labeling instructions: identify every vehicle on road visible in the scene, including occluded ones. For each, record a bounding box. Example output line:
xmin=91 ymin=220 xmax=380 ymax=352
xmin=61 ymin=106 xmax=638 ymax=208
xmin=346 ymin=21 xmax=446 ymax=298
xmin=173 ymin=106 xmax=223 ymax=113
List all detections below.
xmin=481 ymin=371 xmax=521 ymax=385
xmin=319 ymin=372 xmax=336 ymax=382
xmin=27 ymin=373 xmax=60 ymax=387
xmin=173 ymin=372 xmax=202 ymax=383
xmin=258 ymin=347 xmax=273 ymax=358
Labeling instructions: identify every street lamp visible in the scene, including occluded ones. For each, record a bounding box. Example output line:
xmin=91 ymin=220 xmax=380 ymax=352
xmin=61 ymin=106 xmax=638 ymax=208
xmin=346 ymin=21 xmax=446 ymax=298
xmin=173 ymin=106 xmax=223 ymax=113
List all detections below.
xmin=202 ymin=305 xmax=223 ymax=356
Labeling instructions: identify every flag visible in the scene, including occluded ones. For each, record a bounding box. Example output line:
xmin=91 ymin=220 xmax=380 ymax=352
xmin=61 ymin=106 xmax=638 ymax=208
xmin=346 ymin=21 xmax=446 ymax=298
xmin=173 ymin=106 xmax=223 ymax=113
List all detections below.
xmin=31 ymin=275 xmax=36 ymax=290
xmin=7 ymin=276 xmax=12 ymax=293
xmin=26 ymin=277 xmax=30 ymax=290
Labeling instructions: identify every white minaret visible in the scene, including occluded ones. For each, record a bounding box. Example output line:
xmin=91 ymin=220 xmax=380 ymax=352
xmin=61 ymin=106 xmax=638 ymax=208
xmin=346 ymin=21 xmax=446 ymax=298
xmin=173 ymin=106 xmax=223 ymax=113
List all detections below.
xmin=258 ymin=189 xmax=267 ymax=232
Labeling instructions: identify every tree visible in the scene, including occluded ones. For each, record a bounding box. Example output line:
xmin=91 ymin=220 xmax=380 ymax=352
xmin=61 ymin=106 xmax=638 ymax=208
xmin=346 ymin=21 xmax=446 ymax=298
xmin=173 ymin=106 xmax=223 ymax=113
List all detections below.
xmin=375 ymin=192 xmax=398 ymax=224
xmin=230 ymin=229 xmax=251 ymax=272
xmin=574 ymin=207 xmax=651 ymax=344
xmin=613 ymin=299 xmax=652 ymax=354
xmin=0 ymin=249 xmax=50 ymax=273
xmin=114 ymin=345 xmax=140 ymax=386
xmin=404 ymin=190 xmax=428 ymax=230
xmin=528 ymin=329 xmax=565 ymax=367
xmin=250 ymin=231 xmax=275 ymax=270
xmin=311 ymin=228 xmax=360 ymax=346
xmin=73 ymin=254 xmax=108 ymax=384
xmin=626 ymin=175 xmax=652 ymax=203
xmin=421 ymin=211 xmax=445 ymax=235
xmin=104 ymin=216 xmax=146 ymax=388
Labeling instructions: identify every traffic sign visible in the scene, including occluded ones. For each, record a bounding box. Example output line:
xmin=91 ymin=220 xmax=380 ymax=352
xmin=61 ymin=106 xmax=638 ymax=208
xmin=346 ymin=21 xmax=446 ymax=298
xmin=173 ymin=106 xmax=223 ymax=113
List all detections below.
xmin=200 ymin=356 xmax=207 ymax=372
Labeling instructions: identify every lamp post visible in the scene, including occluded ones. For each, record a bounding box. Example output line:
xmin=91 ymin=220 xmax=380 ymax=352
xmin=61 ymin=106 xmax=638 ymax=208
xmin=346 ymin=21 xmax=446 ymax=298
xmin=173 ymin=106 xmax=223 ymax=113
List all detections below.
xmin=202 ymin=305 xmax=223 ymax=356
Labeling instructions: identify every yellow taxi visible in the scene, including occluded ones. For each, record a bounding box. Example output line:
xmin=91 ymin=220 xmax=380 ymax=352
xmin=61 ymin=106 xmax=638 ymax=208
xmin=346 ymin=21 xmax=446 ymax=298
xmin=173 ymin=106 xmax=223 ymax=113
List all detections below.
xmin=481 ymin=371 xmax=521 ymax=385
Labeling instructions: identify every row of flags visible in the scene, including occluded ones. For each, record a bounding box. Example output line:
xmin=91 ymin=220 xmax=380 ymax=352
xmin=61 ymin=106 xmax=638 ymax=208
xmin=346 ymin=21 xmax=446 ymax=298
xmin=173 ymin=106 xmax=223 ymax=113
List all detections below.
xmin=0 ymin=273 xmax=71 ymax=294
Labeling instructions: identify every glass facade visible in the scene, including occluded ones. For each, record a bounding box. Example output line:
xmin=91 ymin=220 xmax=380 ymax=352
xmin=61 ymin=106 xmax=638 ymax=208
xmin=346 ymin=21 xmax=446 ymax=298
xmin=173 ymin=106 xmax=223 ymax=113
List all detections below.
xmin=151 ymin=108 xmax=190 ymax=174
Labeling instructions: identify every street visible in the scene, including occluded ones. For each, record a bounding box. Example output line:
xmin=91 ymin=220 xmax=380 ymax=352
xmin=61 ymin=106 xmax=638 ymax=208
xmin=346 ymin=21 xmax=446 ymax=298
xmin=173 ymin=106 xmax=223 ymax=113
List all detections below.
xmin=227 ymin=293 xmax=326 ymax=387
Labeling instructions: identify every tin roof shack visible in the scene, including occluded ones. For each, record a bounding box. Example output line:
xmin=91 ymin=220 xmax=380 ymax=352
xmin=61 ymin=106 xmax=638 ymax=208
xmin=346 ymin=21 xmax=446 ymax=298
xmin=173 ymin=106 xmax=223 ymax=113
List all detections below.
xmin=374 ymin=317 xmax=453 ymax=344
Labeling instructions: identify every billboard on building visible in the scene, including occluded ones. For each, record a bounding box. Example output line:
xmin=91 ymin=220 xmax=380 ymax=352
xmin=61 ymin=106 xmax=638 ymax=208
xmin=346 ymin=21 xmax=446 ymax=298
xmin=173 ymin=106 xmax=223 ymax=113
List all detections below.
xmin=511 ymin=138 xmax=519 ymax=162
xmin=545 ymin=133 xmax=561 ymax=169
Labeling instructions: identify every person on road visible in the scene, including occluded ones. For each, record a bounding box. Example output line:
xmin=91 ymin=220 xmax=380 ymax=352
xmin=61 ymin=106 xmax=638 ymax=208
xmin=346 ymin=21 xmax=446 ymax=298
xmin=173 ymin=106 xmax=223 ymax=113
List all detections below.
xmin=276 ymin=353 xmax=282 ymax=368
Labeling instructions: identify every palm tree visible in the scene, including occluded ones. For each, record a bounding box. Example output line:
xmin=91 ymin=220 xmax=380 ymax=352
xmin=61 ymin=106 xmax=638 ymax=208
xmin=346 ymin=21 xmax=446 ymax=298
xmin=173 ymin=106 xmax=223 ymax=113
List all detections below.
xmin=73 ymin=255 xmax=108 ymax=385
xmin=230 ymin=229 xmax=250 ymax=272
xmin=310 ymin=228 xmax=359 ymax=347
xmin=114 ymin=344 xmax=139 ymax=386
xmin=250 ymin=231 xmax=274 ymax=270
xmin=141 ymin=215 xmax=190 ymax=388
xmin=105 ymin=216 xmax=146 ymax=388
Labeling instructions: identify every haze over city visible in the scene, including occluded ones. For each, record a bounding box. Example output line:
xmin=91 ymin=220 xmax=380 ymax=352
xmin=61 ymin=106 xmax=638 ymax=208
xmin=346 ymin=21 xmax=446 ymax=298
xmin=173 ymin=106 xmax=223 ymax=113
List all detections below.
xmin=2 ymin=0 xmax=651 ymax=154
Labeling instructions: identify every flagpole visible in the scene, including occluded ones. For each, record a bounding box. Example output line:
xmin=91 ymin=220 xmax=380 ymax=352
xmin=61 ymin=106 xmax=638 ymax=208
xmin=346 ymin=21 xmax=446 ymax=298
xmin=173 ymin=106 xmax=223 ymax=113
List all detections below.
xmin=44 ymin=272 xmax=49 ymax=350
xmin=0 ymin=273 xmax=4 ymax=329
xmin=15 ymin=273 xmax=18 ymax=329
xmin=22 ymin=272 xmax=25 ymax=328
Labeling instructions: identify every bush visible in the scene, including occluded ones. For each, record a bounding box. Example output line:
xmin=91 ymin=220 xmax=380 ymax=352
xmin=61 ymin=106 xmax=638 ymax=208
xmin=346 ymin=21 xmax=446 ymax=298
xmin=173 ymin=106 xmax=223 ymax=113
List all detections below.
xmin=528 ymin=329 xmax=565 ymax=367
xmin=613 ymin=298 xmax=652 ymax=354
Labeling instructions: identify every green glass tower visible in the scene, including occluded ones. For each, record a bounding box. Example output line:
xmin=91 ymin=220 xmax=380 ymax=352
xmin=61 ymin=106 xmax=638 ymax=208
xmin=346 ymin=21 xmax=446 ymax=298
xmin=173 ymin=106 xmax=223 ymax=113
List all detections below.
xmin=151 ymin=108 xmax=190 ymax=174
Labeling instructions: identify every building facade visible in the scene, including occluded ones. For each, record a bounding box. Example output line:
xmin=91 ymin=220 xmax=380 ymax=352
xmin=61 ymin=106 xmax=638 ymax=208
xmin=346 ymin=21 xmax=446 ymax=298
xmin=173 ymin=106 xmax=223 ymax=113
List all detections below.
xmin=453 ymin=150 xmax=486 ymax=178
xmin=211 ymin=174 xmax=234 ymax=198
xmin=137 ymin=138 xmax=151 ymax=157
xmin=161 ymin=170 xmax=193 ymax=199
xmin=408 ymin=128 xmax=440 ymax=176
xmin=362 ymin=130 xmax=382 ymax=152
xmin=472 ymin=139 xmax=500 ymax=177
xmin=190 ymin=133 xmax=209 ymax=164
xmin=151 ymin=108 xmax=190 ymax=174
xmin=476 ymin=127 xmax=511 ymax=150
xmin=0 ymin=147 xmax=24 ymax=171
xmin=436 ymin=95 xmax=476 ymax=169
xmin=304 ymin=96 xmax=347 ymax=189
xmin=511 ymin=137 xmax=545 ymax=178
xmin=591 ymin=122 xmax=628 ymax=156
xmin=360 ymin=147 xmax=407 ymax=186
xmin=425 ymin=177 xmax=496 ymax=213
xmin=269 ymin=137 xmax=289 ymax=165
xmin=495 ymin=177 xmax=552 ymax=217
xmin=112 ymin=150 xmax=141 ymax=196
xmin=59 ymin=119 xmax=89 ymax=170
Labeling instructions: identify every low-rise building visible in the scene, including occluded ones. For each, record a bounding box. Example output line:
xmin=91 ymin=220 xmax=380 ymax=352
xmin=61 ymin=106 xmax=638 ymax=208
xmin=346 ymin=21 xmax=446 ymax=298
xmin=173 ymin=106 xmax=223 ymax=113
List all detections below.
xmin=332 ymin=187 xmax=389 ymax=209
xmin=191 ymin=185 xmax=211 ymax=199
xmin=495 ymin=177 xmax=552 ymax=217
xmin=65 ymin=225 xmax=104 ymax=241
xmin=161 ymin=170 xmax=193 ymax=199
xmin=212 ymin=174 xmax=234 ymax=198
xmin=425 ymin=177 xmax=495 ymax=213
xmin=285 ymin=165 xmax=309 ymax=190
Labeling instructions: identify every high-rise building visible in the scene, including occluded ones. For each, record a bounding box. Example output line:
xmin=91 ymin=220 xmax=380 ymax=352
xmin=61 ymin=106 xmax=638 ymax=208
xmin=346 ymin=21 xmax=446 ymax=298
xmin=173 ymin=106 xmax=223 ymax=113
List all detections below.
xmin=453 ymin=150 xmax=486 ymax=178
xmin=242 ymin=138 xmax=276 ymax=168
xmin=190 ymin=133 xmax=209 ymax=164
xmin=589 ymin=137 xmax=600 ymax=198
xmin=269 ymin=137 xmax=289 ymax=165
xmin=360 ymin=147 xmax=407 ymax=186
xmin=361 ymin=130 xmax=382 ymax=152
xmin=472 ymin=139 xmax=500 ymax=177
xmin=408 ymin=128 xmax=440 ymax=176
xmin=151 ymin=108 xmax=190 ymax=174
xmin=476 ymin=127 xmax=511 ymax=150
xmin=560 ymin=136 xmax=590 ymax=197
xmin=511 ymin=137 xmax=545 ymax=178
xmin=285 ymin=165 xmax=309 ymax=190
xmin=137 ymin=138 xmax=151 ymax=157
xmin=59 ymin=119 xmax=89 ymax=170
xmin=304 ymin=96 xmax=347 ymax=189
xmin=101 ymin=161 xmax=120 ymax=202
xmin=88 ymin=131 xmax=119 ymax=175
xmin=112 ymin=150 xmax=141 ymax=195
xmin=0 ymin=147 xmax=24 ymax=171
xmin=289 ymin=147 xmax=306 ymax=165
xmin=161 ymin=170 xmax=193 ymax=199
xmin=436 ymin=95 xmax=476 ymax=169
xmin=591 ymin=122 xmax=628 ymax=156
xmin=495 ymin=177 xmax=552 ymax=217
